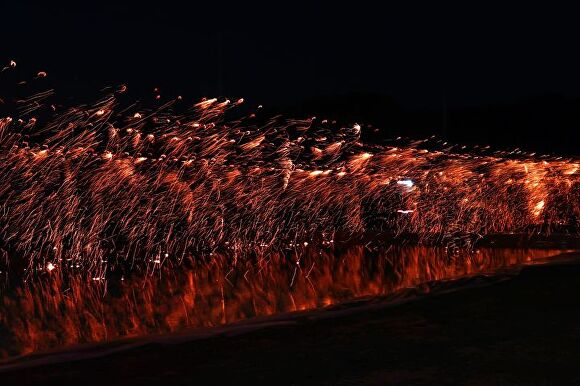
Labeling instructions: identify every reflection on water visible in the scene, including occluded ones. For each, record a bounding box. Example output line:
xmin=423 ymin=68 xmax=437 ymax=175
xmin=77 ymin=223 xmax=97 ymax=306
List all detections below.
xmin=0 ymin=246 xmax=569 ymax=358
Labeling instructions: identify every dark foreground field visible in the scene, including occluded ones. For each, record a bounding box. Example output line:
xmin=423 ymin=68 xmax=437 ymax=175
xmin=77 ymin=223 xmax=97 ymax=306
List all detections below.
xmin=2 ymin=253 xmax=580 ymax=385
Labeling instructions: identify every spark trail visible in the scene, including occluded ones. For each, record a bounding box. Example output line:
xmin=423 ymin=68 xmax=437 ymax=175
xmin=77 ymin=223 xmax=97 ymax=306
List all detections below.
xmin=0 ymin=64 xmax=578 ymax=276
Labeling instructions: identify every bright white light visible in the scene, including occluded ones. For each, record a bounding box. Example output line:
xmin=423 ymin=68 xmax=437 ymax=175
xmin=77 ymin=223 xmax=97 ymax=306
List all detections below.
xmin=397 ymin=179 xmax=414 ymax=188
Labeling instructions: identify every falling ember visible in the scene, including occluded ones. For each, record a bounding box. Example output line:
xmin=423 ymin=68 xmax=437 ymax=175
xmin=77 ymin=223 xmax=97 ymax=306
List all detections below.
xmin=0 ymin=78 xmax=575 ymax=275
xmin=0 ymin=84 xmax=577 ymax=253
xmin=565 ymin=164 xmax=579 ymax=175
xmin=195 ymin=98 xmax=217 ymax=109
xmin=533 ymin=200 xmax=545 ymax=217
xmin=46 ymin=262 xmax=56 ymax=272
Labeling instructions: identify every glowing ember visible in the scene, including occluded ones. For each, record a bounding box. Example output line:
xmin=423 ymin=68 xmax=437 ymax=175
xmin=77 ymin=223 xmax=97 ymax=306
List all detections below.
xmin=0 ymin=77 xmax=576 ymax=277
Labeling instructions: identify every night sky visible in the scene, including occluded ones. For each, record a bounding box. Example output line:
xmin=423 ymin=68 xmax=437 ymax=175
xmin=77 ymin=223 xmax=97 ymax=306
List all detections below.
xmin=2 ymin=1 xmax=579 ymax=153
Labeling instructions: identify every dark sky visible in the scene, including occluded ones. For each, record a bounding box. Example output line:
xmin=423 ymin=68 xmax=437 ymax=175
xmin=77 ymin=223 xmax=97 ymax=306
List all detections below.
xmin=1 ymin=1 xmax=579 ymax=153
xmin=3 ymin=1 xmax=579 ymax=108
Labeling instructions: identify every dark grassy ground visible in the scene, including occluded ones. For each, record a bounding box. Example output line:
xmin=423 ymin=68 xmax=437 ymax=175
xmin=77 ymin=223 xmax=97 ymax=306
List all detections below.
xmin=2 ymin=254 xmax=580 ymax=385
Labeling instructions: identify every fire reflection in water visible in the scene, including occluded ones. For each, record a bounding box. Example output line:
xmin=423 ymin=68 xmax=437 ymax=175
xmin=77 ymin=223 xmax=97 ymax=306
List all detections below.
xmin=0 ymin=246 xmax=569 ymax=358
